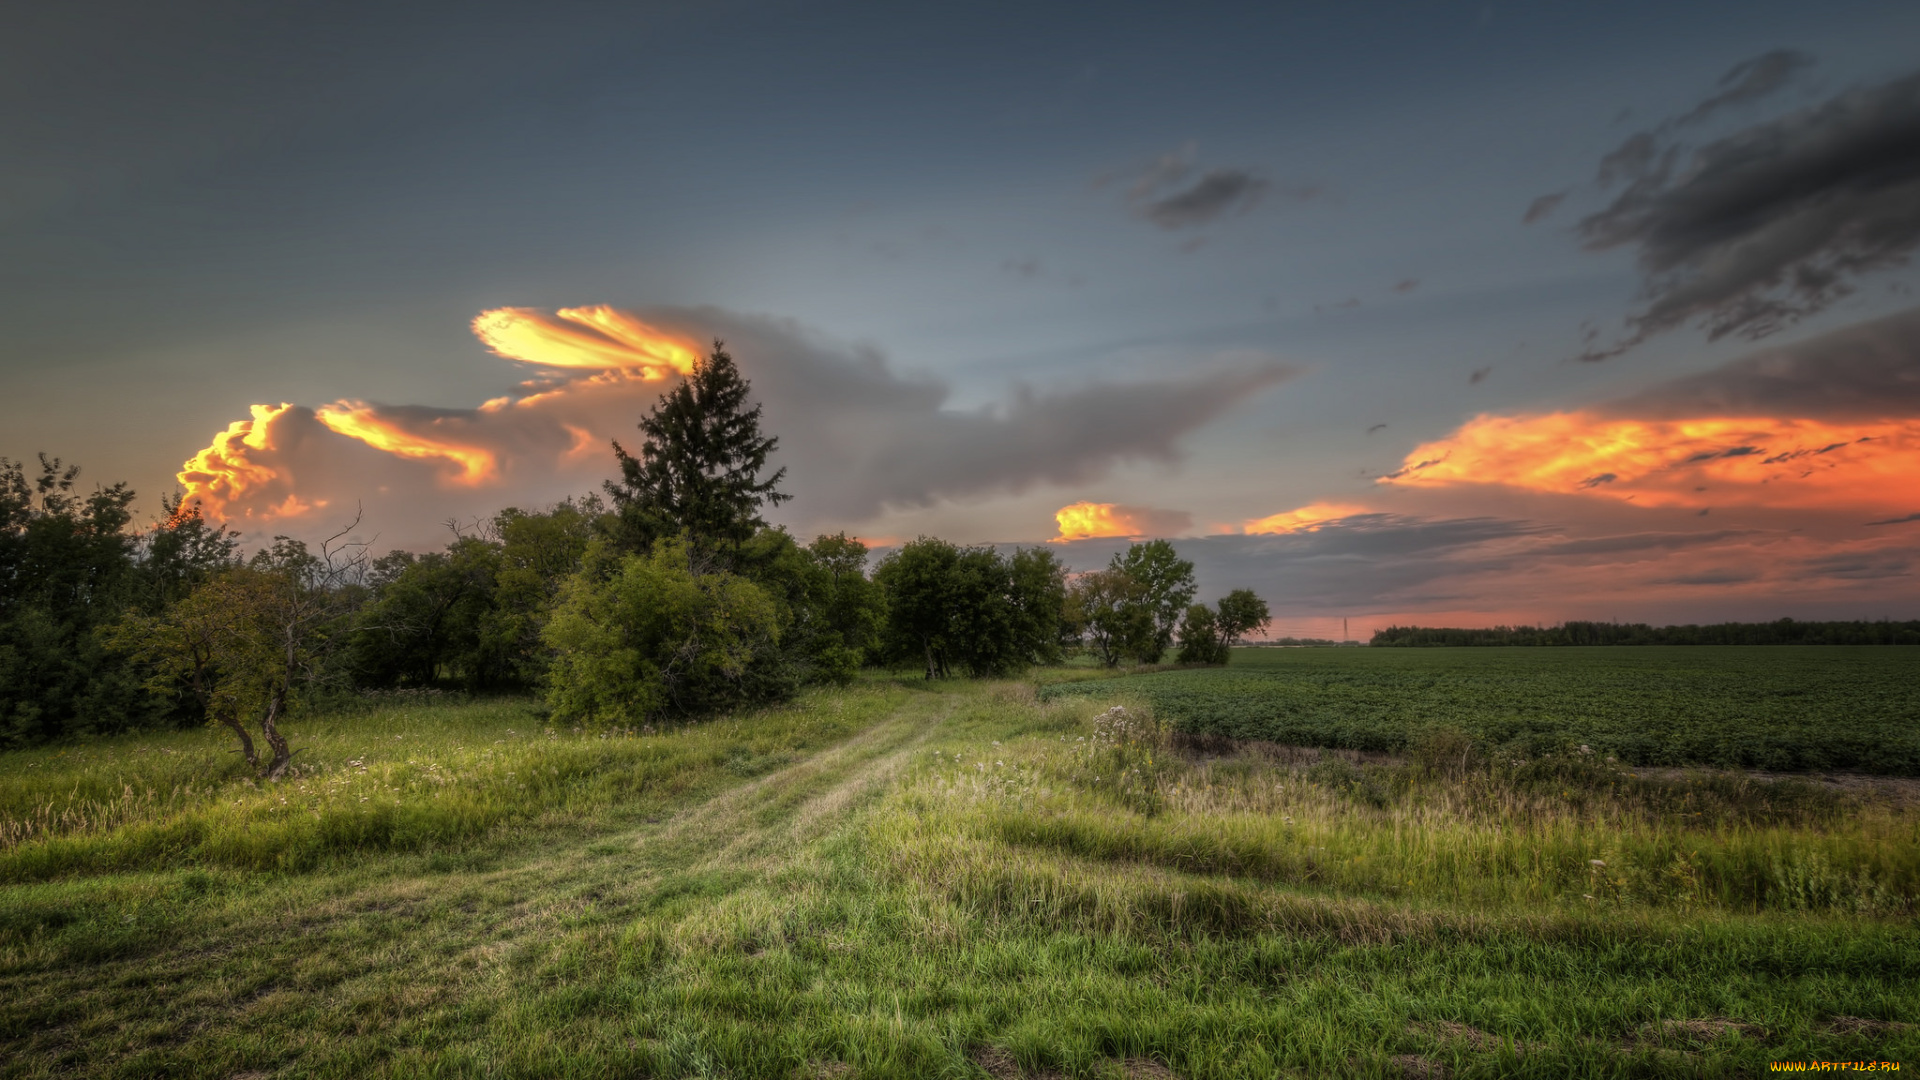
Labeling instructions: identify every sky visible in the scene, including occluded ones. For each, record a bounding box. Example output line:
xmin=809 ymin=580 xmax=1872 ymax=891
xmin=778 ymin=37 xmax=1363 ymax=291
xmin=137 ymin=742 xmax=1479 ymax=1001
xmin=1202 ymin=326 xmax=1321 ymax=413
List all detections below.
xmin=5 ymin=0 xmax=1920 ymax=637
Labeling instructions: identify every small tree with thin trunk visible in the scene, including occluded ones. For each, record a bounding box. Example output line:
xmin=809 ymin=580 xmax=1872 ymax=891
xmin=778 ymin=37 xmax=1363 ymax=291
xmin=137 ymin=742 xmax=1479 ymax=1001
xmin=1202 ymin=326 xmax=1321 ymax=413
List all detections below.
xmin=118 ymin=521 xmax=367 ymax=779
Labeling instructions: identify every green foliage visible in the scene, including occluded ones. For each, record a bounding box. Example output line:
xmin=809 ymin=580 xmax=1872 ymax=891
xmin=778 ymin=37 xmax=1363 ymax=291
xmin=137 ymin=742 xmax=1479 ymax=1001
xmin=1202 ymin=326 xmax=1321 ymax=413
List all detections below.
xmin=874 ymin=539 xmax=1065 ymax=678
xmin=0 ymin=456 xmax=150 ymax=745
xmin=604 ymin=342 xmax=788 ymax=563
xmin=114 ymin=534 xmax=367 ymax=777
xmin=1107 ymin=539 xmax=1195 ymax=662
xmin=1174 ymin=603 xmax=1229 ymax=664
xmin=1044 ymin=644 xmax=1920 ymax=774
xmin=730 ymin=526 xmax=877 ymax=688
xmin=348 ymin=499 xmax=600 ymax=692
xmin=873 ymin=536 xmax=958 ymax=678
xmin=1213 ymin=587 xmax=1270 ymax=645
xmin=542 ymin=540 xmax=784 ymax=726
xmin=806 ymin=532 xmax=884 ymax=675
xmin=1067 ymin=568 xmax=1155 ymax=667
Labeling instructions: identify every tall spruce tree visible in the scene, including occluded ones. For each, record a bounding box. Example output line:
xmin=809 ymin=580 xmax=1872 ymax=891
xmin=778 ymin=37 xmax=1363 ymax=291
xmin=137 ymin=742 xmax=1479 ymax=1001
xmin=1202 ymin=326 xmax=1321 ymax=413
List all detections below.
xmin=605 ymin=341 xmax=789 ymax=563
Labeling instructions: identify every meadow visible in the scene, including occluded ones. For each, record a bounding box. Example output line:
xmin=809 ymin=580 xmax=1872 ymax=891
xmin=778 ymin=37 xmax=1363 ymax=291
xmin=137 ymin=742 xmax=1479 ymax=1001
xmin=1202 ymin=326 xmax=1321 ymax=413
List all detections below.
xmin=1042 ymin=646 xmax=1920 ymax=774
xmin=1 ymin=658 xmax=1917 ymax=1077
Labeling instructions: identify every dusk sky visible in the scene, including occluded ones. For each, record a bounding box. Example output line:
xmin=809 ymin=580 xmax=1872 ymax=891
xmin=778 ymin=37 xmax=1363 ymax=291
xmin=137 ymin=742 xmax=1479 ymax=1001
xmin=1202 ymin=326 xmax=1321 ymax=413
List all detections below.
xmin=6 ymin=0 xmax=1919 ymax=637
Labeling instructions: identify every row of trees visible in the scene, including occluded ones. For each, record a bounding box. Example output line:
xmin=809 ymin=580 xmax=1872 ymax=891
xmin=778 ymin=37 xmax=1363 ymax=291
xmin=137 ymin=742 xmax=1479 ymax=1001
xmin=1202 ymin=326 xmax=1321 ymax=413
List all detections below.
xmin=1 ymin=343 xmax=1271 ymax=771
xmin=1370 ymin=619 xmax=1920 ymax=647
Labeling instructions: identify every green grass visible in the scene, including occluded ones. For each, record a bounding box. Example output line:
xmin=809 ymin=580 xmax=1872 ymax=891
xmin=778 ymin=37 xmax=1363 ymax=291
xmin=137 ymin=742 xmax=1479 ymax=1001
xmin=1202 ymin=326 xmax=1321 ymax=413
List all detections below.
xmin=1041 ymin=646 xmax=1920 ymax=774
xmin=2 ymin=679 xmax=1916 ymax=1078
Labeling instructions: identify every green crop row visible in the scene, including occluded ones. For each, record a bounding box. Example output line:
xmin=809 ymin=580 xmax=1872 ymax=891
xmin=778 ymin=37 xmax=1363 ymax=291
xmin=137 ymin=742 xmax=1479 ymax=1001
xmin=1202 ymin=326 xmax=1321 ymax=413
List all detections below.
xmin=1041 ymin=646 xmax=1920 ymax=774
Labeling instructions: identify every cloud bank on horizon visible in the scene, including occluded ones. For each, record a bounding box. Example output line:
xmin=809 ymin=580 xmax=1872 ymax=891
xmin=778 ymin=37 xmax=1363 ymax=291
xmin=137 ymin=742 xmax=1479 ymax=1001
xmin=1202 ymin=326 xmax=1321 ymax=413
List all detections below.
xmin=178 ymin=306 xmax=1294 ymax=543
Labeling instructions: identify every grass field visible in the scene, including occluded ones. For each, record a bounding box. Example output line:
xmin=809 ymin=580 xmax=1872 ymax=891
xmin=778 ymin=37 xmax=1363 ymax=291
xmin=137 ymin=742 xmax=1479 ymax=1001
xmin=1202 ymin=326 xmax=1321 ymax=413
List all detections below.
xmin=2 ymin=668 xmax=1917 ymax=1077
xmin=1042 ymin=646 xmax=1920 ymax=774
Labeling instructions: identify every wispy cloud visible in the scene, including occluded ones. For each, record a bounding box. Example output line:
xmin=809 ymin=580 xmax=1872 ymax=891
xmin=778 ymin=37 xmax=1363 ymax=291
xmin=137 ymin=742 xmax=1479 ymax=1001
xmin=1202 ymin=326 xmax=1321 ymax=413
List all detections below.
xmin=1114 ymin=145 xmax=1280 ymax=230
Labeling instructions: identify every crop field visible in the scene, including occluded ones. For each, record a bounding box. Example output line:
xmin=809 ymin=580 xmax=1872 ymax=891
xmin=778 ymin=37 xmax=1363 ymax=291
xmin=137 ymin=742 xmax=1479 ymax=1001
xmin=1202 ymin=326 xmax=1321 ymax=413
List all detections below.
xmin=3 ymin=677 xmax=1918 ymax=1077
xmin=1041 ymin=646 xmax=1920 ymax=775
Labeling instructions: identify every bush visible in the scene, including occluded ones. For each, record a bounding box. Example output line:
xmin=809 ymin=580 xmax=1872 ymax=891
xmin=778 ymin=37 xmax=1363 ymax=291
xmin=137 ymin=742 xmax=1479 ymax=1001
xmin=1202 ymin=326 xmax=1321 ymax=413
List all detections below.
xmin=542 ymin=540 xmax=784 ymax=726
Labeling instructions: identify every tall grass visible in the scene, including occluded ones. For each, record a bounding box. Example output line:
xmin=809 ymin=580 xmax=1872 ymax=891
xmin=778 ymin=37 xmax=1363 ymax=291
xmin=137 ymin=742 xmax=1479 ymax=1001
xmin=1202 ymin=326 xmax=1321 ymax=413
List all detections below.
xmin=3 ymin=678 xmax=1916 ymax=1078
xmin=0 ymin=687 xmax=907 ymax=881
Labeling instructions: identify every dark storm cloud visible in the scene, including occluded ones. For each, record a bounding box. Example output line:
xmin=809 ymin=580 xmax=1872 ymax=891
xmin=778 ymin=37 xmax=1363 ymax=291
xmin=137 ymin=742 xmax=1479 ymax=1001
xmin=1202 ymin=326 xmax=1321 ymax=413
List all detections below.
xmin=1574 ymin=65 xmax=1920 ymax=359
xmin=1605 ymin=305 xmax=1920 ymax=420
xmin=1138 ymin=169 xmax=1267 ymax=229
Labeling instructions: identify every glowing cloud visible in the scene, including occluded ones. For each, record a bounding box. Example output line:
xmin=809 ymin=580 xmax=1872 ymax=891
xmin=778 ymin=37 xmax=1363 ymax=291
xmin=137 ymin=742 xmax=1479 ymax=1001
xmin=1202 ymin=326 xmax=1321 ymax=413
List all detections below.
xmin=470 ymin=306 xmax=700 ymax=377
xmin=1051 ymin=502 xmax=1191 ymax=541
xmin=314 ymin=402 xmax=497 ymax=484
xmin=1382 ymin=412 xmax=1920 ymax=510
xmin=1242 ymin=502 xmax=1371 ymax=534
xmin=177 ymin=404 xmax=306 ymax=521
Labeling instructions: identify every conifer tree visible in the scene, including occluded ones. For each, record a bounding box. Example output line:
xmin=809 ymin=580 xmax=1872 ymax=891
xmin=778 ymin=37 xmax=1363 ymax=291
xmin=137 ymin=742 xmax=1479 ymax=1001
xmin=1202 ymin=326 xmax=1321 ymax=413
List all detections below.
xmin=606 ymin=341 xmax=789 ymax=563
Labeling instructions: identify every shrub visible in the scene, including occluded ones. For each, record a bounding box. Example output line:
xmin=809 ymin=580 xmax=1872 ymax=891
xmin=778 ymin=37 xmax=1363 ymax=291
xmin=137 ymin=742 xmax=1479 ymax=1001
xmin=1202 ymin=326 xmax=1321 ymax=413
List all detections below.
xmin=542 ymin=540 xmax=782 ymax=726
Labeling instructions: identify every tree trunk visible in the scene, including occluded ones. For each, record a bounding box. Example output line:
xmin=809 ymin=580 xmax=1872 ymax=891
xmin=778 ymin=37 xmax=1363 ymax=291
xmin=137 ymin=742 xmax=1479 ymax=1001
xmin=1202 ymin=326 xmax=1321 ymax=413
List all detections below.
xmin=923 ymin=638 xmax=935 ymax=681
xmin=259 ymin=685 xmax=294 ymax=780
xmin=219 ymin=715 xmax=259 ymax=770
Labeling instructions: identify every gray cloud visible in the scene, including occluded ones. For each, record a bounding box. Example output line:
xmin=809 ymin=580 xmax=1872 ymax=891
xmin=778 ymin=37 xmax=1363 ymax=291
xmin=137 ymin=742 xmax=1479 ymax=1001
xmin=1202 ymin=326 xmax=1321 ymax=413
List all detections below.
xmin=644 ymin=310 xmax=1299 ymax=523
xmin=1649 ymin=570 xmax=1759 ymax=586
xmin=1797 ymin=551 xmax=1911 ymax=580
xmin=1115 ymin=146 xmax=1277 ymax=230
xmin=1041 ymin=510 xmax=1918 ymax=621
xmin=1047 ymin=514 xmax=1549 ymax=609
xmin=1575 ymin=66 xmax=1920 ymax=359
xmin=1139 ymin=169 xmax=1267 ymax=229
xmin=1533 ymin=530 xmax=1747 ymax=557
xmin=1675 ymin=49 xmax=1814 ymax=127
xmin=1605 ymin=304 xmax=1920 ymax=419
xmin=1866 ymin=512 xmax=1920 ymax=527
xmin=1522 ymin=191 xmax=1567 ymax=224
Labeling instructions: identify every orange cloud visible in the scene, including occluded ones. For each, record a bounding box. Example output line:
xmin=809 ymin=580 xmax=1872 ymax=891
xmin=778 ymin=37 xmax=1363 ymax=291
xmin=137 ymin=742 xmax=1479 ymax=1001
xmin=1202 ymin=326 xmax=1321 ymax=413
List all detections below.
xmin=1242 ymin=501 xmax=1371 ymax=534
xmin=470 ymin=306 xmax=699 ymax=377
xmin=1382 ymin=412 xmax=1920 ymax=511
xmin=1051 ymin=502 xmax=1192 ymax=541
xmin=314 ymin=401 xmax=498 ymax=484
xmin=177 ymin=404 xmax=302 ymax=522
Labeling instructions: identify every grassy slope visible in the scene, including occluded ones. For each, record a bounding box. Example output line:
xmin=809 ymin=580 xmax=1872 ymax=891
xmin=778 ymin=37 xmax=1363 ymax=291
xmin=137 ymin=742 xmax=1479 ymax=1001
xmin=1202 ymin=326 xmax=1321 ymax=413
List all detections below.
xmin=0 ymin=676 xmax=1915 ymax=1078
xmin=1042 ymin=646 xmax=1920 ymax=773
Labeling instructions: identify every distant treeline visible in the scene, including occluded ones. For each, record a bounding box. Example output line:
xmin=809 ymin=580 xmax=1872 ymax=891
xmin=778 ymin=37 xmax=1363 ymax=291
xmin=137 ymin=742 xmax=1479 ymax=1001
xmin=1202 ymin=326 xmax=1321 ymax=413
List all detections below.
xmin=1369 ymin=619 xmax=1920 ymax=647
